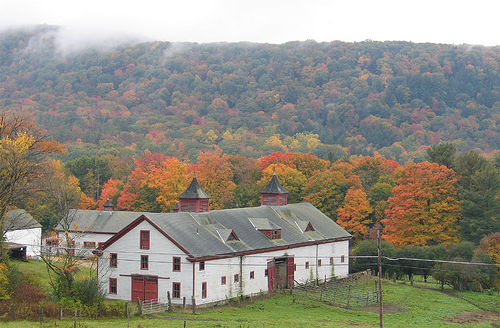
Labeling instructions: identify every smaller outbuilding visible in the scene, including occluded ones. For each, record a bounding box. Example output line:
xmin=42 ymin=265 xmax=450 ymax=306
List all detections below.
xmin=4 ymin=209 xmax=42 ymax=258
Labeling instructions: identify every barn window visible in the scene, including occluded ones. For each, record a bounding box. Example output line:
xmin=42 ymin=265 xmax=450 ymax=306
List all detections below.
xmin=141 ymin=255 xmax=149 ymax=270
xmin=234 ymin=274 xmax=239 ymax=283
xmin=172 ymin=282 xmax=181 ymax=298
xmin=264 ymin=269 xmax=268 ymax=276
xmin=173 ymin=257 xmax=181 ymax=272
xmin=305 ymin=261 xmax=309 ymax=269
xmin=83 ymin=241 xmax=96 ymax=249
xmin=221 ymin=276 xmax=226 ymax=285
xmin=271 ymin=229 xmax=281 ymax=239
xmin=199 ymin=261 xmax=205 ymax=271
xmin=201 ymin=282 xmax=207 ymax=299
xmin=318 ymin=259 xmax=322 ymax=267
xmin=330 ymin=257 xmax=334 ymax=265
xmin=140 ymin=230 xmax=150 ymax=250
xmin=341 ymin=255 xmax=345 ymax=263
xmin=109 ymin=278 xmax=117 ymax=294
xmin=250 ymin=271 xmax=255 ymax=279
xmin=110 ymin=253 xmax=117 ymax=268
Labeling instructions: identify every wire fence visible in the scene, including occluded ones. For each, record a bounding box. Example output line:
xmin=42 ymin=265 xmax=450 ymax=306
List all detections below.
xmin=294 ymin=272 xmax=379 ymax=308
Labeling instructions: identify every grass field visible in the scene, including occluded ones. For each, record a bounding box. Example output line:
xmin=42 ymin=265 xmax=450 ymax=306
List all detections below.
xmin=2 ymin=281 xmax=498 ymax=327
xmin=2 ymin=260 xmax=498 ymax=327
xmin=11 ymin=259 xmax=95 ymax=292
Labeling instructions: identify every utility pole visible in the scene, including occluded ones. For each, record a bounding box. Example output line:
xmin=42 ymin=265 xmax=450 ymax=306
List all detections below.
xmin=377 ymin=229 xmax=383 ymax=328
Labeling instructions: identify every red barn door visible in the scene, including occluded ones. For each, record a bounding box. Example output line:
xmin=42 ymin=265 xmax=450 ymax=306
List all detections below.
xmin=131 ymin=275 xmax=158 ymax=301
xmin=144 ymin=276 xmax=158 ymax=301
xmin=267 ymin=259 xmax=276 ymax=292
xmin=131 ymin=276 xmax=144 ymax=301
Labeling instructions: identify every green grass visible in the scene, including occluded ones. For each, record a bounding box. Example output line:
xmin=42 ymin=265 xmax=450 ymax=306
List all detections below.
xmin=10 ymin=259 xmax=96 ymax=292
xmin=2 ymin=280 xmax=498 ymax=328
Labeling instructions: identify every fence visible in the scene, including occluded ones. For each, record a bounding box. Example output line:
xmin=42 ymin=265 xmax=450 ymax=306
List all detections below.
xmin=294 ymin=273 xmax=379 ymax=308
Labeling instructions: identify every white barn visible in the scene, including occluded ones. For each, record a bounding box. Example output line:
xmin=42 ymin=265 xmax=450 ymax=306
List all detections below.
xmin=4 ymin=209 xmax=42 ymax=258
xmin=95 ymin=174 xmax=351 ymax=306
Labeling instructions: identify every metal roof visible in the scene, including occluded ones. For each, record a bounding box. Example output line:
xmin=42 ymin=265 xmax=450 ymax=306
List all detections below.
xmin=92 ymin=203 xmax=351 ymax=259
xmin=178 ymin=174 xmax=211 ymax=199
xmin=4 ymin=209 xmax=41 ymax=231
xmin=260 ymin=172 xmax=289 ymax=194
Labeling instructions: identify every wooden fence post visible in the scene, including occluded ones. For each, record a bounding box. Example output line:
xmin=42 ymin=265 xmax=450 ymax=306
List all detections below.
xmin=74 ymin=307 xmax=77 ymax=328
xmin=347 ymin=284 xmax=351 ymax=308
xmin=39 ymin=304 xmax=43 ymax=326
xmin=183 ymin=296 xmax=186 ymax=310
xmin=191 ymin=296 xmax=196 ymax=314
xmin=167 ymin=291 xmax=172 ymax=312
xmin=9 ymin=304 xmax=15 ymax=320
xmin=137 ymin=297 xmax=142 ymax=315
xmin=59 ymin=306 xmax=63 ymax=321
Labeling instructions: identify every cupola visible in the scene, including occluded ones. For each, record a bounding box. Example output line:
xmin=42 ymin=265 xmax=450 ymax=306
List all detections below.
xmin=260 ymin=172 xmax=288 ymax=206
xmin=178 ymin=174 xmax=211 ymax=212
xmin=103 ymin=198 xmax=113 ymax=211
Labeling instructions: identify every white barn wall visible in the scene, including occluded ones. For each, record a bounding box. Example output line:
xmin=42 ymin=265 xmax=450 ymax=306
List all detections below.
xmin=194 ymin=239 xmax=349 ymax=305
xmin=97 ymin=220 xmax=350 ymax=306
xmin=99 ymin=220 xmax=193 ymax=304
xmin=5 ymin=227 xmax=42 ymax=257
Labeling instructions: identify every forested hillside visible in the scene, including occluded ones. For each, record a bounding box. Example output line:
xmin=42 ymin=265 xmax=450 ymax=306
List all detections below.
xmin=1 ymin=26 xmax=499 ymax=162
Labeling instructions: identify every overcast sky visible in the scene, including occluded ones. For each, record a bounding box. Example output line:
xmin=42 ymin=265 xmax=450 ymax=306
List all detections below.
xmin=1 ymin=0 xmax=499 ymax=47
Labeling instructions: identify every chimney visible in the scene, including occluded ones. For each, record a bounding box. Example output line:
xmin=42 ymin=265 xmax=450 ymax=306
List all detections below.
xmin=178 ymin=173 xmax=211 ymax=212
xmin=260 ymin=172 xmax=288 ymax=206
xmin=103 ymin=198 xmax=113 ymax=211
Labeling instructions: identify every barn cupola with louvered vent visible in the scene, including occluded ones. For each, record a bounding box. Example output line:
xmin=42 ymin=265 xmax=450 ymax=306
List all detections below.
xmin=178 ymin=174 xmax=211 ymax=212
xmin=260 ymin=172 xmax=288 ymax=206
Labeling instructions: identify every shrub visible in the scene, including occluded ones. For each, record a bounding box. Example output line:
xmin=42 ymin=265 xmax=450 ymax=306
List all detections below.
xmin=73 ymin=276 xmax=105 ymax=306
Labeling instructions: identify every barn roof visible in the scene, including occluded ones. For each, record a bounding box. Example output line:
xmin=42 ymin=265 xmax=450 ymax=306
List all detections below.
xmin=97 ymin=203 xmax=351 ymax=259
xmin=4 ymin=209 xmax=41 ymax=232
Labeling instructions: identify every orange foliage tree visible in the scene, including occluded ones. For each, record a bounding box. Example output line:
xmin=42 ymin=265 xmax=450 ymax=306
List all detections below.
xmin=382 ymin=162 xmax=461 ymax=247
xmin=194 ymin=151 xmax=236 ymax=209
xmin=336 ymin=187 xmax=373 ymax=240
xmin=257 ymin=163 xmax=307 ymax=203
xmin=303 ymin=170 xmax=347 ymax=220
xmin=97 ymin=178 xmax=124 ymax=209
xmin=146 ymin=157 xmax=190 ymax=211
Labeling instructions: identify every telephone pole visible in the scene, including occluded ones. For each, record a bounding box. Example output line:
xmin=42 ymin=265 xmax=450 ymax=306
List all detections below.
xmin=377 ymin=229 xmax=383 ymax=328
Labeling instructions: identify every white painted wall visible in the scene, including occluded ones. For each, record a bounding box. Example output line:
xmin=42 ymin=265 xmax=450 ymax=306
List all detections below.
xmin=194 ymin=239 xmax=349 ymax=305
xmin=98 ymin=220 xmax=193 ymax=304
xmin=97 ymin=219 xmax=350 ymax=306
xmin=5 ymin=227 xmax=42 ymax=257
xmin=55 ymin=231 xmax=114 ymax=257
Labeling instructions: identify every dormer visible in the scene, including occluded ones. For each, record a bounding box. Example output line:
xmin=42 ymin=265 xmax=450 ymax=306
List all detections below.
xmin=216 ymin=229 xmax=239 ymax=243
xmin=249 ymin=218 xmax=282 ymax=240
xmin=178 ymin=174 xmax=211 ymax=212
xmin=295 ymin=220 xmax=315 ymax=233
xmin=260 ymin=172 xmax=289 ymax=206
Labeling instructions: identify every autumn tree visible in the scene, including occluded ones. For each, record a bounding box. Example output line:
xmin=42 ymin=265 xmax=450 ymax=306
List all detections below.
xmin=145 ymin=157 xmax=190 ymax=211
xmin=257 ymin=163 xmax=307 ymax=204
xmin=336 ymin=187 xmax=373 ymax=240
xmin=303 ymin=170 xmax=347 ymax=220
xmin=0 ymin=114 xmax=62 ymax=253
xmin=96 ymin=178 xmax=124 ymax=209
xmin=194 ymin=150 xmax=236 ymax=209
xmin=382 ymin=162 xmax=461 ymax=247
